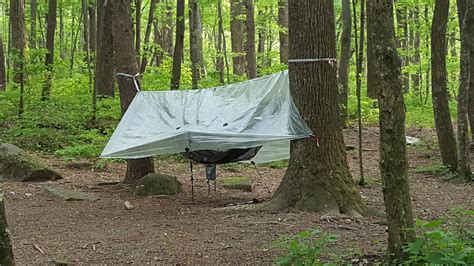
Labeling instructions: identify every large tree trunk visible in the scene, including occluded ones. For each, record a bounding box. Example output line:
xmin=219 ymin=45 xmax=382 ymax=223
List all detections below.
xmin=170 ymin=0 xmax=185 ymax=90
xmin=0 ymin=36 xmax=6 ymax=91
xmin=338 ymin=0 xmax=351 ymax=127
xmin=277 ymin=0 xmax=288 ymax=64
xmin=0 ymin=180 xmax=15 ymax=265
xmin=140 ymin=0 xmax=158 ymax=74
xmin=470 ymin=29 xmax=474 ymax=142
xmin=112 ymin=0 xmax=155 ymax=184
xmin=368 ymin=0 xmax=415 ymax=261
xmin=431 ymin=0 xmax=458 ymax=170
xmin=245 ymin=0 xmax=257 ymax=79
xmin=266 ymin=0 xmax=367 ymax=216
xmin=456 ymin=0 xmax=472 ymax=180
xmin=230 ymin=0 xmax=246 ymax=76
xmin=95 ymin=0 xmax=115 ymax=97
xmin=29 ymin=0 xmax=37 ymax=49
xmin=189 ymin=0 xmax=200 ymax=89
xmin=42 ymin=0 xmax=57 ymax=101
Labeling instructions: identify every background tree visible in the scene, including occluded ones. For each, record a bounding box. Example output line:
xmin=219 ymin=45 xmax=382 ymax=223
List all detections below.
xmin=140 ymin=0 xmax=158 ymax=74
xmin=189 ymin=0 xmax=200 ymax=89
xmin=10 ymin=0 xmax=26 ymax=115
xmin=338 ymin=0 xmax=352 ymax=126
xmin=42 ymin=0 xmax=57 ymax=101
xmin=95 ymin=0 xmax=115 ymax=97
xmin=230 ymin=0 xmax=246 ymax=76
xmin=112 ymin=0 xmax=155 ymax=184
xmin=170 ymin=0 xmax=185 ymax=90
xmin=277 ymin=0 xmax=288 ymax=64
xmin=431 ymin=0 xmax=458 ymax=170
xmin=245 ymin=0 xmax=257 ymax=79
xmin=29 ymin=0 xmax=37 ymax=49
xmin=367 ymin=0 xmax=415 ymax=261
xmin=0 ymin=36 xmax=6 ymax=91
xmin=265 ymin=0 xmax=367 ymax=216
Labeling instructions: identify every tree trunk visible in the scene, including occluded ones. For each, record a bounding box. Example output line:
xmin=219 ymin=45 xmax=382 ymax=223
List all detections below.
xmin=277 ymin=0 xmax=288 ymax=64
xmin=456 ymin=0 xmax=472 ymax=180
xmin=162 ymin=0 xmax=174 ymax=57
xmin=111 ymin=0 xmax=155 ymax=184
xmin=95 ymin=0 xmax=115 ymax=97
xmin=41 ymin=0 xmax=57 ymax=101
xmin=0 ymin=180 xmax=15 ymax=265
xmin=59 ymin=0 xmax=64 ymax=59
xmin=135 ymin=0 xmax=141 ymax=62
xmin=170 ymin=0 xmax=185 ymax=90
xmin=338 ymin=0 xmax=351 ymax=127
xmin=152 ymin=19 xmax=163 ymax=66
xmin=195 ymin=4 xmax=205 ymax=77
xmin=245 ymin=0 xmax=257 ymax=79
xmin=189 ymin=0 xmax=200 ymax=89
xmin=367 ymin=0 xmax=415 ymax=261
xmin=266 ymin=0 xmax=367 ymax=216
xmin=366 ymin=2 xmax=378 ymax=99
xmin=395 ymin=3 xmax=409 ymax=92
xmin=29 ymin=0 xmax=37 ymax=49
xmin=230 ymin=0 xmax=246 ymax=76
xmin=82 ymin=0 xmax=90 ymax=55
xmin=0 ymin=36 xmax=6 ymax=91
xmin=89 ymin=2 xmax=97 ymax=55
xmin=431 ymin=0 xmax=458 ymax=170
xmin=216 ymin=0 xmax=225 ymax=83
xmin=412 ymin=6 xmax=421 ymax=92
xmin=470 ymin=30 xmax=474 ymax=142
xmin=140 ymin=0 xmax=158 ymax=74
xmin=10 ymin=0 xmax=25 ymax=85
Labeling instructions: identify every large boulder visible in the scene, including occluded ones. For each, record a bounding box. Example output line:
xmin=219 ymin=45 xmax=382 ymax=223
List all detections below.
xmin=130 ymin=173 xmax=182 ymax=196
xmin=0 ymin=143 xmax=62 ymax=181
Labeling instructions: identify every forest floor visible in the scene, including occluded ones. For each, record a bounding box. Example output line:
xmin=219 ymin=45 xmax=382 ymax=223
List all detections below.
xmin=5 ymin=127 xmax=474 ymax=264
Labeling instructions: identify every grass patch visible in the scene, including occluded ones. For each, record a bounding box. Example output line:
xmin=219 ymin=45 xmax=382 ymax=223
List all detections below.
xmin=219 ymin=176 xmax=252 ymax=191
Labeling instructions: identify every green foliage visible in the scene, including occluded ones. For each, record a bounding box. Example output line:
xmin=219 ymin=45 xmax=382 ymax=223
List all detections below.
xmin=404 ymin=208 xmax=474 ymax=265
xmin=271 ymin=229 xmax=339 ymax=265
xmin=416 ymin=164 xmax=454 ymax=177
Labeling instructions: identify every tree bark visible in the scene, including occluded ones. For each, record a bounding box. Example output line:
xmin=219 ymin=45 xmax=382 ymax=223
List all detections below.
xmin=245 ymin=0 xmax=257 ymax=79
xmin=431 ymin=0 xmax=458 ymax=170
xmin=277 ymin=0 xmax=288 ymax=64
xmin=152 ymin=19 xmax=163 ymax=66
xmin=89 ymin=1 xmax=97 ymax=55
xmin=140 ymin=0 xmax=158 ymax=74
xmin=162 ymin=0 xmax=174 ymax=57
xmin=112 ymin=0 xmax=155 ymax=184
xmin=135 ymin=0 xmax=142 ymax=62
xmin=266 ymin=0 xmax=367 ymax=216
xmin=10 ymin=0 xmax=26 ymax=85
xmin=395 ymin=3 xmax=409 ymax=92
xmin=338 ymin=0 xmax=352 ymax=127
xmin=456 ymin=0 xmax=472 ymax=180
xmin=29 ymin=0 xmax=37 ymax=49
xmin=81 ymin=0 xmax=90 ymax=55
xmin=0 ymin=36 xmax=6 ymax=91
xmin=216 ymin=0 xmax=225 ymax=83
xmin=41 ymin=0 xmax=57 ymax=101
xmin=0 ymin=180 xmax=15 ymax=265
xmin=59 ymin=0 xmax=65 ymax=59
xmin=367 ymin=0 xmax=415 ymax=261
xmin=95 ymin=0 xmax=115 ymax=97
xmin=170 ymin=0 xmax=185 ymax=90
xmin=230 ymin=0 xmax=246 ymax=76
xmin=189 ymin=0 xmax=200 ymax=89
xmin=366 ymin=2 xmax=378 ymax=99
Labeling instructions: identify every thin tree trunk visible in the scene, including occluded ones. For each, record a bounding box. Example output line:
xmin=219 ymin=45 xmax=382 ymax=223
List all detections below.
xmin=367 ymin=0 xmax=415 ymax=261
xmin=456 ymin=0 xmax=472 ymax=180
xmin=195 ymin=4 xmax=205 ymax=77
xmin=412 ymin=6 xmax=421 ymax=93
xmin=11 ymin=0 xmax=26 ymax=115
xmin=135 ymin=0 xmax=142 ymax=64
xmin=216 ymin=0 xmax=225 ymax=83
xmin=42 ymin=0 xmax=57 ymax=101
xmin=95 ymin=0 xmax=115 ymax=97
xmin=170 ymin=0 xmax=185 ymax=90
xmin=152 ymin=19 xmax=162 ymax=66
xmin=0 ymin=36 xmax=6 ymax=91
xmin=162 ymin=0 xmax=174 ymax=57
xmin=59 ymin=0 xmax=64 ymax=59
xmin=396 ymin=3 xmax=409 ymax=92
xmin=245 ymin=0 xmax=257 ymax=79
xmin=89 ymin=2 xmax=96 ymax=55
xmin=431 ymin=0 xmax=458 ymax=170
xmin=82 ymin=0 xmax=89 ymax=55
xmin=189 ymin=0 xmax=200 ymax=89
xmin=230 ymin=0 xmax=246 ymax=76
xmin=338 ymin=0 xmax=351 ymax=127
xmin=366 ymin=1 xmax=378 ymax=99
xmin=112 ymin=0 xmax=155 ymax=184
xmin=266 ymin=0 xmax=367 ymax=216
xmin=29 ymin=0 xmax=37 ymax=49
xmin=277 ymin=0 xmax=288 ymax=64
xmin=0 ymin=179 xmax=14 ymax=265
xmin=140 ymin=0 xmax=158 ymax=74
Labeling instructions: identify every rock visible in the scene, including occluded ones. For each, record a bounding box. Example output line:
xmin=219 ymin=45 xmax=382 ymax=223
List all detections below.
xmin=219 ymin=176 xmax=252 ymax=192
xmin=124 ymin=200 xmax=134 ymax=210
xmin=0 ymin=143 xmax=62 ymax=182
xmin=45 ymin=187 xmax=97 ymax=201
xmin=130 ymin=173 xmax=182 ymax=196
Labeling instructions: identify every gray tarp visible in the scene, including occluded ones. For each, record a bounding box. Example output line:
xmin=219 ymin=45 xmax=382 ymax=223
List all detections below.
xmin=101 ymin=71 xmax=313 ymax=163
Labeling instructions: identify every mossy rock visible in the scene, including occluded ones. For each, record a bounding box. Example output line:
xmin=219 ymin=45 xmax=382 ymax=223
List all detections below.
xmin=130 ymin=173 xmax=182 ymax=196
xmin=0 ymin=143 xmax=62 ymax=182
xmin=219 ymin=176 xmax=252 ymax=192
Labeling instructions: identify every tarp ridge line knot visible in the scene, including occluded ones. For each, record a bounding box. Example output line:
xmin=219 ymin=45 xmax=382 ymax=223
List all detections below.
xmin=116 ymin=72 xmax=141 ymax=92
xmin=288 ymin=58 xmax=337 ymax=67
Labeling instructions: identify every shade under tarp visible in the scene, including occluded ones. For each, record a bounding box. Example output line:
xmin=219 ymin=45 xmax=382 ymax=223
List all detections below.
xmin=100 ymin=70 xmax=313 ymax=163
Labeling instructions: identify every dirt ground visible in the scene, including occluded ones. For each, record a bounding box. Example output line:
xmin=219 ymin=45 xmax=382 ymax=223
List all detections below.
xmin=5 ymin=127 xmax=474 ymax=264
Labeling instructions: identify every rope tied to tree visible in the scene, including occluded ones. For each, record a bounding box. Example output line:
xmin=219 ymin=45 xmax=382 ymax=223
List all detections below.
xmin=116 ymin=73 xmax=141 ymax=92
xmin=288 ymin=58 xmax=338 ymax=67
